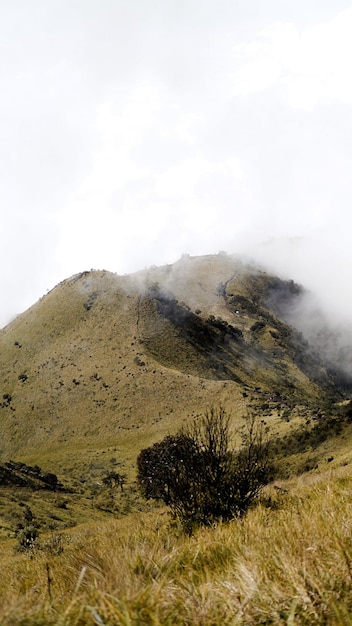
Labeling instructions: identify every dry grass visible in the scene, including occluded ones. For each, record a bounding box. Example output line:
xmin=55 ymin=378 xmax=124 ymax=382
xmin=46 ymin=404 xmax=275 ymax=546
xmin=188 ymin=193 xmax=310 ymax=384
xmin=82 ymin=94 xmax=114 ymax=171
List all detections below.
xmin=0 ymin=264 xmax=247 ymax=470
xmin=1 ymin=466 xmax=352 ymax=624
xmin=0 ymin=255 xmax=351 ymax=622
xmin=0 ymin=255 xmax=333 ymax=471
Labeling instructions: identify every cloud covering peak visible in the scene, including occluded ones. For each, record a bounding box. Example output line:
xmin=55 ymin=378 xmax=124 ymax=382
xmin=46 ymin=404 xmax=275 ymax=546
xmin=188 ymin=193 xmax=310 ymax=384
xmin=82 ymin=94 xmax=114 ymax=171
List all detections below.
xmin=1 ymin=1 xmax=352 ymax=327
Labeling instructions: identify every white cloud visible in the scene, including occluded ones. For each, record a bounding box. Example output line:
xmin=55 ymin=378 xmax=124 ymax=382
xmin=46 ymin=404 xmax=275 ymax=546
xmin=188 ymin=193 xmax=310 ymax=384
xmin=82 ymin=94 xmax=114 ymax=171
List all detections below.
xmin=231 ymin=8 xmax=352 ymax=109
xmin=1 ymin=1 xmax=352 ymax=328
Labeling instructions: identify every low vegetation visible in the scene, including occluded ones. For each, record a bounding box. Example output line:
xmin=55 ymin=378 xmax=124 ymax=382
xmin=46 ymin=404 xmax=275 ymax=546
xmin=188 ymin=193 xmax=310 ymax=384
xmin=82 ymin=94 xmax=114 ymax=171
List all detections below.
xmin=0 ymin=467 xmax=352 ymax=624
xmin=1 ymin=255 xmax=352 ymax=623
xmin=137 ymin=407 xmax=272 ymax=531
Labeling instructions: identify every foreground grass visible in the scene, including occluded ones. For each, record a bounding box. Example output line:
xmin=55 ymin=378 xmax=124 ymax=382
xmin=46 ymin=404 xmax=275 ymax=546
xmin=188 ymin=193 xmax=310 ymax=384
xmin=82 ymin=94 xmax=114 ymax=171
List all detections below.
xmin=1 ymin=468 xmax=352 ymax=625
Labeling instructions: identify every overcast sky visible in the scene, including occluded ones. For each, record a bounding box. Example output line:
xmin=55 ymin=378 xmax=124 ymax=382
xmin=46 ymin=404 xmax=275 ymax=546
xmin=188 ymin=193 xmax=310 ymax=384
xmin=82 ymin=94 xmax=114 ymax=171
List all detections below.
xmin=1 ymin=0 xmax=352 ymax=327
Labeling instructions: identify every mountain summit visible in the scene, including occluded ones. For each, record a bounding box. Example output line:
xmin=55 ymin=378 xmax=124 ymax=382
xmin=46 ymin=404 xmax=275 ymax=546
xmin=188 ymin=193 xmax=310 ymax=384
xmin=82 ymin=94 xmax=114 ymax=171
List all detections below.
xmin=0 ymin=253 xmax=349 ymax=469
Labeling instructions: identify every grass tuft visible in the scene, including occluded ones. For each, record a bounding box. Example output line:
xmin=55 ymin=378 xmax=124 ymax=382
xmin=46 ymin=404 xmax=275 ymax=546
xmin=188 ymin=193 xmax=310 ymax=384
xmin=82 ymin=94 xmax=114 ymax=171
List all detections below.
xmin=0 ymin=467 xmax=351 ymax=623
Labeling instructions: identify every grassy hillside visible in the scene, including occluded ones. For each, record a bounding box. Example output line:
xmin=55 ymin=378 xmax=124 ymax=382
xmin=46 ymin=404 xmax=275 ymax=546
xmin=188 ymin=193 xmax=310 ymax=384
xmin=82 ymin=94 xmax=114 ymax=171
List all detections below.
xmin=0 ymin=253 xmax=352 ymax=623
xmin=1 ymin=466 xmax=352 ymax=624
xmin=0 ymin=262 xmax=246 ymax=467
xmin=0 ymin=253 xmax=351 ymax=537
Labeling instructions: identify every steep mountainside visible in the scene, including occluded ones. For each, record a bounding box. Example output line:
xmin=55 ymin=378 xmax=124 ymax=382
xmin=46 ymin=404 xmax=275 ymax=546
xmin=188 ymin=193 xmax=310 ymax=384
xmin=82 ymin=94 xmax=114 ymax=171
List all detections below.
xmin=0 ymin=254 xmax=350 ymax=475
xmin=1 ymin=254 xmax=352 ymax=614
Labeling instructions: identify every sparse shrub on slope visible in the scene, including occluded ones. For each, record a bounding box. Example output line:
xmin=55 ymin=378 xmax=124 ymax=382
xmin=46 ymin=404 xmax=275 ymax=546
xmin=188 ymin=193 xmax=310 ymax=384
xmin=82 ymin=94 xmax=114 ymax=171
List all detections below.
xmin=16 ymin=524 xmax=39 ymax=552
xmin=15 ymin=505 xmax=39 ymax=552
xmin=137 ymin=407 xmax=273 ymax=531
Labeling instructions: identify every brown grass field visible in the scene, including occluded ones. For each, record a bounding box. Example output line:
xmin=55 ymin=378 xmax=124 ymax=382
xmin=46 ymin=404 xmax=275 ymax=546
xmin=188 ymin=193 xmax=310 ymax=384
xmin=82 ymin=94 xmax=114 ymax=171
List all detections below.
xmin=0 ymin=254 xmax=352 ymax=624
xmin=0 ymin=465 xmax=352 ymax=625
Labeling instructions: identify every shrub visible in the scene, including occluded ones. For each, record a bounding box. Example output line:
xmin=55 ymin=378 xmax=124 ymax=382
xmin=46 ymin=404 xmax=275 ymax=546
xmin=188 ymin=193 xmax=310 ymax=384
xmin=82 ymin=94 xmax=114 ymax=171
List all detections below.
xmin=136 ymin=433 xmax=198 ymax=508
xmin=137 ymin=407 xmax=272 ymax=530
xmin=102 ymin=471 xmax=126 ymax=490
xmin=16 ymin=525 xmax=39 ymax=551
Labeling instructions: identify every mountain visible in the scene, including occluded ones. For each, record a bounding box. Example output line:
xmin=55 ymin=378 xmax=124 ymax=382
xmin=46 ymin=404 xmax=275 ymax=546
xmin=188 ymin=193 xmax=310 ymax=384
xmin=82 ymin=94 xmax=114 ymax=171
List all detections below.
xmin=0 ymin=252 xmax=351 ymax=539
xmin=0 ymin=253 xmax=349 ymax=477
xmin=1 ymin=253 xmax=352 ymax=620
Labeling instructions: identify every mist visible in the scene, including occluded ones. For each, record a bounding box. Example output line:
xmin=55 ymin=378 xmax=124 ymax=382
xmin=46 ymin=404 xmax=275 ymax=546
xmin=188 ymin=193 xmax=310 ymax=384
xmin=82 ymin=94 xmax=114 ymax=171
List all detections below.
xmin=1 ymin=1 xmax=352 ymax=336
xmin=242 ymin=238 xmax=352 ymax=380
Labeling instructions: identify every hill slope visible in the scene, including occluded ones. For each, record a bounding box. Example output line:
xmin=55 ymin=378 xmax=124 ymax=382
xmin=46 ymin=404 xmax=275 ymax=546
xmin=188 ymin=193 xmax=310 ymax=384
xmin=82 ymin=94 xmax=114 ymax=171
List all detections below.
xmin=1 ymin=253 xmax=352 ymax=616
xmin=0 ymin=255 xmax=349 ymax=469
xmin=0 ymin=255 xmax=352 ymax=540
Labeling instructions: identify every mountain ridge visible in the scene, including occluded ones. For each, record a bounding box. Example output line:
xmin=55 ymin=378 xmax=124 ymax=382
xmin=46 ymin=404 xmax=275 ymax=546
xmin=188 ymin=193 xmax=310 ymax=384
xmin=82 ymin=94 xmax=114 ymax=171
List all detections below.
xmin=0 ymin=253 xmax=350 ymax=474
